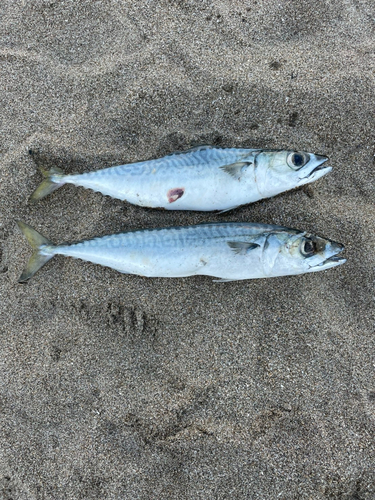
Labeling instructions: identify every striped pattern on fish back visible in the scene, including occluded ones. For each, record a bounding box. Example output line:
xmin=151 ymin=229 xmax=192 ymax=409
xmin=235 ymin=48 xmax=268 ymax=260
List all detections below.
xmin=59 ymin=223 xmax=290 ymax=252
xmin=92 ymin=147 xmax=255 ymax=177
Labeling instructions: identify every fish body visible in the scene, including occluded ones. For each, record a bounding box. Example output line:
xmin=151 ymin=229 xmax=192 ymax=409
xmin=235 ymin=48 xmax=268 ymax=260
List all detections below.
xmin=30 ymin=146 xmax=331 ymax=211
xmin=17 ymin=221 xmax=345 ymax=282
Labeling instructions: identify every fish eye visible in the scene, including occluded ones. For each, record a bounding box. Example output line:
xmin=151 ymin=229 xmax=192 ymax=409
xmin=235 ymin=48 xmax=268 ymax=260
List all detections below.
xmin=287 ymin=152 xmax=309 ymax=170
xmin=301 ymin=239 xmax=316 ymax=256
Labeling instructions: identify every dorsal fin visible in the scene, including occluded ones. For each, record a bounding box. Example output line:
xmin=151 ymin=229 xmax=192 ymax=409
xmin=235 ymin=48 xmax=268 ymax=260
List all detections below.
xmin=220 ymin=161 xmax=252 ymax=179
xmin=227 ymin=241 xmax=260 ymax=255
xmin=185 ymin=145 xmax=214 ymax=153
xmin=167 ymin=145 xmax=214 ymax=156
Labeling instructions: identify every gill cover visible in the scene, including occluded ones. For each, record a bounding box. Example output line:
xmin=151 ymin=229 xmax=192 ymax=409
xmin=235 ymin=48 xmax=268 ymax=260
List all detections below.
xmin=262 ymin=230 xmax=303 ymax=276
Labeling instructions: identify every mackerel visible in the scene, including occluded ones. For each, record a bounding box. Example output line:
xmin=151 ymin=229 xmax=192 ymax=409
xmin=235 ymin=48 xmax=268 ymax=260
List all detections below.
xmin=30 ymin=146 xmax=331 ymax=211
xmin=17 ymin=221 xmax=345 ymax=282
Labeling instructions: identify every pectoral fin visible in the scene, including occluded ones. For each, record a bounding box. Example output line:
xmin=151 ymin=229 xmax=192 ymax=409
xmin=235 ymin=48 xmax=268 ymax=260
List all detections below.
xmin=220 ymin=161 xmax=252 ymax=179
xmin=227 ymin=241 xmax=260 ymax=255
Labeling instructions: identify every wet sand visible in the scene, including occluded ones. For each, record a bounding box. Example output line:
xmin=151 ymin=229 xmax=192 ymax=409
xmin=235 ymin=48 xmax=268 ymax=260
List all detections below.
xmin=0 ymin=1 xmax=374 ymax=498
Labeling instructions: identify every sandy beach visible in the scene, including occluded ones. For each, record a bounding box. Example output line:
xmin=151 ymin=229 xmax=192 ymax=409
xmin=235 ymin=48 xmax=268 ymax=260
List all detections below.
xmin=0 ymin=0 xmax=374 ymax=498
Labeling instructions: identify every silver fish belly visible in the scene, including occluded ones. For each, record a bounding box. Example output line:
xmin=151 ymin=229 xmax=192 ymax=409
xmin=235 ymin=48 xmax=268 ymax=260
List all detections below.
xmin=29 ymin=146 xmax=331 ymax=211
xmin=17 ymin=221 xmax=345 ymax=282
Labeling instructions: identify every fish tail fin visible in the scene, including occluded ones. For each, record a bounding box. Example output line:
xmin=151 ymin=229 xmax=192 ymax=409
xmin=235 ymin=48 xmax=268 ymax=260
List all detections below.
xmin=17 ymin=221 xmax=55 ymax=282
xmin=29 ymin=166 xmax=65 ymax=202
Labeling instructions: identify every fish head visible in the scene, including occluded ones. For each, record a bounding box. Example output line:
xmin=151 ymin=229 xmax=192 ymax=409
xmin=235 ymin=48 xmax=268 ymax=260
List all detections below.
xmin=254 ymin=150 xmax=331 ymax=197
xmin=263 ymin=230 xmax=345 ymax=277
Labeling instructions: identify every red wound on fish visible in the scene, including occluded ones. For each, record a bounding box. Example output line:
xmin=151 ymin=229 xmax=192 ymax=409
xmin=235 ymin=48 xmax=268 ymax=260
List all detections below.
xmin=167 ymin=187 xmax=185 ymax=203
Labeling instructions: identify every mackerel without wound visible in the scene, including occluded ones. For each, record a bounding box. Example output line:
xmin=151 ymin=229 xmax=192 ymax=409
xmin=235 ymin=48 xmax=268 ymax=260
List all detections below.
xmin=30 ymin=146 xmax=331 ymax=211
xmin=17 ymin=221 xmax=345 ymax=283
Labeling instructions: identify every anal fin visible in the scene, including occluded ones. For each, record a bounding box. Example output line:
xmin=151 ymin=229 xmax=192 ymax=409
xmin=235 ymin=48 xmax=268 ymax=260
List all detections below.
xmin=212 ymin=278 xmax=243 ymax=283
xmin=217 ymin=206 xmax=239 ymax=214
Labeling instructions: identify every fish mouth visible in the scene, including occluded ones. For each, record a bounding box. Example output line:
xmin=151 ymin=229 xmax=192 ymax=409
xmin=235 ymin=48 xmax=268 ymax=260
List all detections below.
xmin=316 ymin=255 xmax=346 ymax=266
xmin=298 ymin=155 xmax=331 ymax=185
xmin=308 ymin=155 xmax=328 ymax=173
xmin=307 ymin=251 xmax=346 ymax=273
